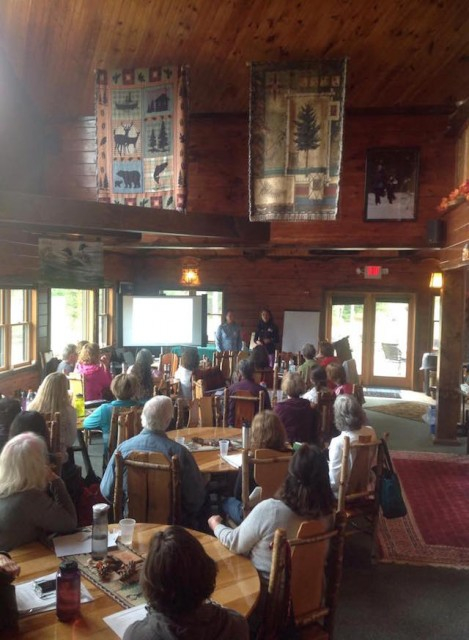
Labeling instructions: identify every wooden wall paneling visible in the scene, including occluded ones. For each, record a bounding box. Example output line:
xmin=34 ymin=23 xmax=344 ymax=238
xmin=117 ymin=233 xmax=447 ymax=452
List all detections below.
xmin=0 ymin=368 xmax=40 ymax=398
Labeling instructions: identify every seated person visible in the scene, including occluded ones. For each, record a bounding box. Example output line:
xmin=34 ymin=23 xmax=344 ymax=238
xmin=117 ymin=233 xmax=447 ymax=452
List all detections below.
xmin=57 ymin=343 xmax=78 ymax=375
xmin=274 ymin=372 xmax=319 ymax=444
xmin=316 ymin=340 xmax=340 ymax=368
xmin=83 ymin=373 xmax=140 ymax=456
xmin=174 ymin=347 xmax=200 ymax=400
xmin=9 ymin=411 xmax=55 ymax=463
xmin=326 ymin=362 xmax=354 ymax=396
xmin=100 ymin=396 xmax=207 ymax=530
xmin=28 ymin=372 xmax=77 ymax=461
xmin=0 ymin=432 xmax=77 ymax=551
xmin=75 ymin=342 xmax=112 ymax=401
xmin=222 ymin=410 xmax=289 ymax=525
xmin=302 ymin=366 xmax=332 ymax=405
xmin=123 ymin=526 xmax=248 ymax=640
xmin=249 ymin=344 xmax=274 ymax=386
xmin=0 ymin=398 xmax=21 ymax=453
xmin=127 ymin=348 xmax=162 ymax=401
xmin=227 ymin=360 xmax=271 ymax=427
xmin=297 ymin=342 xmax=319 ymax=386
xmin=328 ymin=394 xmax=378 ymax=495
xmin=209 ymin=444 xmax=334 ymax=582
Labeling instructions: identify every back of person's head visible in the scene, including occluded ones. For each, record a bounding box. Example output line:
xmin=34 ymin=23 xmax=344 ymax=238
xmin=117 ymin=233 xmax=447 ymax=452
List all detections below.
xmin=180 ymin=347 xmax=200 ymax=372
xmin=311 ymin=366 xmax=328 ymax=389
xmin=278 ymin=443 xmax=334 ymax=517
xmin=0 ymin=398 xmax=21 ymax=431
xmin=29 ymin=372 xmax=69 ymax=414
xmin=135 ymin=348 xmax=153 ymax=367
xmin=9 ymin=411 xmax=49 ymax=443
xmin=238 ymin=359 xmax=254 ymax=381
xmin=78 ymin=342 xmax=100 ymax=365
xmin=111 ymin=373 xmax=137 ymax=400
xmin=142 ymin=396 xmax=174 ymax=432
xmin=326 ymin=362 xmax=346 ymax=385
xmin=319 ymin=340 xmax=334 ymax=357
xmin=250 ymin=344 xmax=270 ymax=369
xmin=302 ymin=343 xmax=316 ymax=360
xmin=62 ymin=343 xmax=77 ymax=361
xmin=281 ymin=371 xmax=306 ymax=398
xmin=251 ymin=410 xmax=287 ymax=450
xmin=334 ymin=394 xmax=365 ymax=432
xmin=0 ymin=432 xmax=48 ymax=498
xmin=141 ymin=525 xmax=217 ymax=616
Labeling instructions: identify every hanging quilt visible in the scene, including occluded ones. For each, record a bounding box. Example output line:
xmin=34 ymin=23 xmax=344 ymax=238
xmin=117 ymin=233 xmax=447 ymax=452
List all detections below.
xmin=249 ymin=60 xmax=347 ymax=221
xmin=96 ymin=66 xmax=188 ymax=211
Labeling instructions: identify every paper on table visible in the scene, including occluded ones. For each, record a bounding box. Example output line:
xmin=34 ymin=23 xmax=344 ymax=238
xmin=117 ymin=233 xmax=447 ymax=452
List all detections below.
xmin=221 ymin=453 xmax=243 ymax=469
xmin=16 ymin=572 xmax=93 ymax=616
xmin=104 ymin=603 xmax=147 ymax=638
xmin=53 ymin=530 xmax=119 ymax=556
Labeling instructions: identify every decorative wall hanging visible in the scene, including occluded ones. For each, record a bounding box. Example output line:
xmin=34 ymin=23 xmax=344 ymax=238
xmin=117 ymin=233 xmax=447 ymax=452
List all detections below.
xmin=364 ymin=147 xmax=419 ymax=221
xmin=38 ymin=239 xmax=103 ymax=287
xmin=249 ymin=59 xmax=347 ymax=221
xmin=96 ymin=66 xmax=188 ymax=211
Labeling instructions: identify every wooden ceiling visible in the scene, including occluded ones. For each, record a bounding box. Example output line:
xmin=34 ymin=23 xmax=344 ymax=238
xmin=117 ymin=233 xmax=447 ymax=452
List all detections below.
xmin=1 ymin=0 xmax=468 ymax=120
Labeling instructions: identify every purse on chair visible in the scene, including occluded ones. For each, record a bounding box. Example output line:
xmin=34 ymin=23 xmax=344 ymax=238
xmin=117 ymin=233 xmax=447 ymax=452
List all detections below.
xmin=379 ymin=438 xmax=407 ymax=519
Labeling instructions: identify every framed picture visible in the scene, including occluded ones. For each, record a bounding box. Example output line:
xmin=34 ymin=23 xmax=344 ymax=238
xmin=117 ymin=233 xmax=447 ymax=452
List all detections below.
xmin=364 ymin=147 xmax=420 ymax=221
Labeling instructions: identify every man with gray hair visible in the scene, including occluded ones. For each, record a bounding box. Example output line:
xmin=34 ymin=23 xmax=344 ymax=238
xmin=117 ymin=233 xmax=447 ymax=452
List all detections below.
xmin=57 ymin=343 xmax=78 ymax=374
xmin=100 ymin=396 xmax=206 ymax=528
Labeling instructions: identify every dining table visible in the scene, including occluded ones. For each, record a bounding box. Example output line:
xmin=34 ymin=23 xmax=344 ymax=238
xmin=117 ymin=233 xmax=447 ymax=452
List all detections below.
xmin=9 ymin=523 xmax=260 ymax=639
xmin=166 ymin=426 xmax=242 ymax=474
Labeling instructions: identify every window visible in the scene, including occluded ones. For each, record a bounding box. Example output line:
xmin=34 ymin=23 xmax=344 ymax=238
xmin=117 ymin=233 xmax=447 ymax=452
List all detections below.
xmin=159 ymin=290 xmax=223 ymax=343
xmin=0 ymin=288 xmax=35 ymax=371
xmin=98 ymin=288 xmax=113 ymax=348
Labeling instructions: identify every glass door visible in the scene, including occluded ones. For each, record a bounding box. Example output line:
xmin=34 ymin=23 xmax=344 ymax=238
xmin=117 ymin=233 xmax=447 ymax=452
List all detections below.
xmin=327 ymin=292 xmax=415 ymax=388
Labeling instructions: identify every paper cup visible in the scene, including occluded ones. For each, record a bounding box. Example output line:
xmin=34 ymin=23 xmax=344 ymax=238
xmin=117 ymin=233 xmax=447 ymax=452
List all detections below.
xmin=175 ymin=436 xmax=185 ymax=445
xmin=219 ymin=439 xmax=229 ymax=457
xmin=119 ymin=518 xmax=136 ymax=545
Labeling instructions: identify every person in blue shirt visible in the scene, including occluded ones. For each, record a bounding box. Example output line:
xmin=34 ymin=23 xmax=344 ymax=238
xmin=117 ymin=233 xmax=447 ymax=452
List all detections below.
xmin=100 ymin=396 xmax=207 ymax=530
xmin=215 ymin=310 xmax=242 ymax=352
xmin=83 ymin=373 xmax=139 ymax=456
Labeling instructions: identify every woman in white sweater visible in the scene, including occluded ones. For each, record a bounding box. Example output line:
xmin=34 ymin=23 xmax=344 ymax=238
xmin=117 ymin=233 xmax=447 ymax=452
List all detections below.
xmin=328 ymin=393 xmax=378 ymax=495
xmin=208 ymin=444 xmax=335 ymax=581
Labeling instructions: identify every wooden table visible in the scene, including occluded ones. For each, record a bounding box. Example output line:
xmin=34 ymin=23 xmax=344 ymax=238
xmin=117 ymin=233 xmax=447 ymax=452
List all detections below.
xmin=166 ymin=427 xmax=242 ymax=474
xmin=10 ymin=523 xmax=260 ymax=638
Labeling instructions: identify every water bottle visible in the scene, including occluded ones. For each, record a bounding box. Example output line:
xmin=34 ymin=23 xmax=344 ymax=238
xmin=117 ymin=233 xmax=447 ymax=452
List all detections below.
xmin=74 ymin=393 xmax=85 ymax=419
xmin=288 ymin=359 xmax=296 ymax=373
xmin=20 ymin=391 xmax=27 ymax=412
xmin=91 ymin=503 xmax=110 ymax=560
xmin=56 ymin=559 xmax=81 ymax=622
xmin=242 ymin=419 xmax=251 ymax=450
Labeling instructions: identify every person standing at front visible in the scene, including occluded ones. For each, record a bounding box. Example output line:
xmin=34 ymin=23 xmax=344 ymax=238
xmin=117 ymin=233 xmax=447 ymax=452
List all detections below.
xmin=215 ymin=310 xmax=242 ymax=352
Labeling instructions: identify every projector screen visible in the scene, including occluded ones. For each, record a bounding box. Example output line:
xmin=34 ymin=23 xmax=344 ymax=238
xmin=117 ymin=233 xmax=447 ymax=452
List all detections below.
xmin=122 ymin=295 xmax=207 ymax=347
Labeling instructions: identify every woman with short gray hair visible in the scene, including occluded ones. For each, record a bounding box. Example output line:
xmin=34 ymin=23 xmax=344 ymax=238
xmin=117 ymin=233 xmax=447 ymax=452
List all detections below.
xmin=328 ymin=394 xmax=377 ymax=494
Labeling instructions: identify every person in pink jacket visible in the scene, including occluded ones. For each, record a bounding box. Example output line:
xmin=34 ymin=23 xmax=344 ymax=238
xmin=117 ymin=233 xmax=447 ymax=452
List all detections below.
xmin=75 ymin=342 xmax=112 ymax=400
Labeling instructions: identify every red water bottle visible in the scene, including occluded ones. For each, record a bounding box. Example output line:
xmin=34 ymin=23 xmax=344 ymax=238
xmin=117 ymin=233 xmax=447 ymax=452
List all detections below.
xmin=56 ymin=560 xmax=80 ymax=622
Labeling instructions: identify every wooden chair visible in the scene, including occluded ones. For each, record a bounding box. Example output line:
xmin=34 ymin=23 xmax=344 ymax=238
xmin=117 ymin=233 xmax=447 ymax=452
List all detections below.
xmin=107 ymin=406 xmax=140 ymax=462
xmin=176 ymin=395 xmax=221 ymax=428
xmin=316 ymin=391 xmax=335 ymax=445
xmin=337 ymin=434 xmax=385 ymax=561
xmin=275 ymin=351 xmax=301 ymax=368
xmin=241 ymin=448 xmax=291 ymax=517
xmin=213 ymin=350 xmax=236 ymax=382
xmin=67 ymin=373 xmax=85 ymax=404
xmin=352 ymin=383 xmax=365 ymax=406
xmin=113 ymin=450 xmax=181 ymax=525
xmin=223 ymin=388 xmax=265 ymax=428
xmin=41 ymin=411 xmax=62 ymax=474
xmin=159 ymin=352 xmax=179 ymax=377
xmin=262 ymin=511 xmax=347 ymax=639
xmin=253 ymin=367 xmax=274 ymax=388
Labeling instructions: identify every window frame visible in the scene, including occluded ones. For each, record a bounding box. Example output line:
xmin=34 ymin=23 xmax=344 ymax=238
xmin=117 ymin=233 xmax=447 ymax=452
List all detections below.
xmin=0 ymin=288 xmax=36 ymax=372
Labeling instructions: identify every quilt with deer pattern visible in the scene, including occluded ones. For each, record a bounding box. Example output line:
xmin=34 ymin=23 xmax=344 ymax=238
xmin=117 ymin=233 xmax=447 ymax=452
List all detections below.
xmin=96 ymin=66 xmax=188 ymax=211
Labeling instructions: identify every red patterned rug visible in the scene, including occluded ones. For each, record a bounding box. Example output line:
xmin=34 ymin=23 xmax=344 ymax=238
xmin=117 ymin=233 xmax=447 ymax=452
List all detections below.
xmin=378 ymin=451 xmax=469 ymax=569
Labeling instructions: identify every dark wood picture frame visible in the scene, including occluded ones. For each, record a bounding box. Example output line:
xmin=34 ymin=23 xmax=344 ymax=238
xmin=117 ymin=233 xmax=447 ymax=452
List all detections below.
xmin=364 ymin=147 xmax=420 ymax=221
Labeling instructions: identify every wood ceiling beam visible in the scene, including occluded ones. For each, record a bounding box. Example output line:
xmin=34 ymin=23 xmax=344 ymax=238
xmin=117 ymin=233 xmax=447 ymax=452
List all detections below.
xmin=0 ymin=191 xmax=270 ymax=243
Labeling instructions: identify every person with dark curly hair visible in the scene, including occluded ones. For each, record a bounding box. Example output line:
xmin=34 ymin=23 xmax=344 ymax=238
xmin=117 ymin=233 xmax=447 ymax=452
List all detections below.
xmin=208 ymin=443 xmax=334 ymax=581
xmin=123 ymin=526 xmax=248 ymax=640
xmin=128 ymin=348 xmax=161 ymax=400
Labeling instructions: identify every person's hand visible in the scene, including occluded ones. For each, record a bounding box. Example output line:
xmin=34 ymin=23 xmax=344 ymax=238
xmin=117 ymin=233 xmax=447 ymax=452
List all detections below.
xmin=0 ymin=554 xmax=20 ymax=579
xmin=208 ymin=515 xmax=222 ymax=531
xmin=100 ymin=353 xmax=110 ymax=368
xmin=46 ymin=467 xmax=60 ymax=483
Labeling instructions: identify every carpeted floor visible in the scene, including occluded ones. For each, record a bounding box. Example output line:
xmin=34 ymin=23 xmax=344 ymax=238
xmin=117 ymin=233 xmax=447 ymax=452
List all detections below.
xmin=368 ymin=401 xmax=428 ymax=422
xmin=379 ymin=451 xmax=469 ymax=569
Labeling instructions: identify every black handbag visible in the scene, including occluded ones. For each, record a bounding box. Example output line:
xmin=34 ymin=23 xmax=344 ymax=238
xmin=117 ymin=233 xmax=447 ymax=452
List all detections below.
xmin=379 ymin=438 xmax=407 ymax=519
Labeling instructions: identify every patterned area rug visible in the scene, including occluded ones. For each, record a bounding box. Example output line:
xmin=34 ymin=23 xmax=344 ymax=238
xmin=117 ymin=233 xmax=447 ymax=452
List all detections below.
xmin=368 ymin=402 xmax=428 ymax=422
xmin=364 ymin=388 xmax=401 ymax=399
xmin=378 ymin=452 xmax=469 ymax=569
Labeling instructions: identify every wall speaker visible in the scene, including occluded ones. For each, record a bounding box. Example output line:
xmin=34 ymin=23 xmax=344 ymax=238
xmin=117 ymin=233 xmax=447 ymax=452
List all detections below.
xmin=119 ymin=282 xmax=134 ymax=295
xmin=427 ymin=220 xmax=446 ymax=247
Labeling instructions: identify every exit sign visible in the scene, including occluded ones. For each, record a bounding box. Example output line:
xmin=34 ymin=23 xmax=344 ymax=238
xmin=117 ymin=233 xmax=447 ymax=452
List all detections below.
xmin=364 ymin=265 xmax=382 ymax=279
